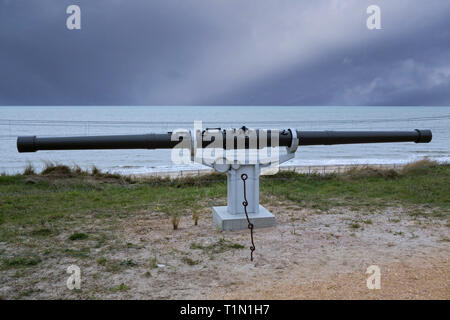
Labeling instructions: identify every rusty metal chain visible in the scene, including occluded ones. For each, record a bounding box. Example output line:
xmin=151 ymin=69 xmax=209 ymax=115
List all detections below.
xmin=241 ymin=173 xmax=255 ymax=261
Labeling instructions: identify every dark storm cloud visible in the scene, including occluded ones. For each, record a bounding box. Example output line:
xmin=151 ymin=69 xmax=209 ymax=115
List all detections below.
xmin=0 ymin=0 xmax=449 ymax=106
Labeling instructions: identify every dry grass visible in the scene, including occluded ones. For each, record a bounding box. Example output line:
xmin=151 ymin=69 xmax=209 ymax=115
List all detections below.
xmin=402 ymin=158 xmax=439 ymax=175
xmin=22 ymin=162 xmax=226 ymax=187
xmin=24 ymin=162 xmax=132 ymax=182
xmin=23 ymin=164 xmax=36 ymax=176
xmin=341 ymin=159 xmax=439 ymax=181
xmin=192 ymin=210 xmax=200 ymax=226
xmin=341 ymin=166 xmax=400 ymax=180
xmin=172 ymin=213 xmax=181 ymax=230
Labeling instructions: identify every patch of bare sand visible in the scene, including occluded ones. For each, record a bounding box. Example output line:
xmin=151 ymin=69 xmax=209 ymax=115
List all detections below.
xmin=210 ymin=258 xmax=449 ymax=300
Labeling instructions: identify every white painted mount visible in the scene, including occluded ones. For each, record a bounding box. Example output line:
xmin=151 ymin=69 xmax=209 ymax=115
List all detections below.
xmin=190 ymin=128 xmax=299 ymax=231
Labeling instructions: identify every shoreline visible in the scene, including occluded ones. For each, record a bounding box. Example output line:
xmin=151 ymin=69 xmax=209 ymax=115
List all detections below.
xmin=132 ymin=162 xmax=412 ymax=178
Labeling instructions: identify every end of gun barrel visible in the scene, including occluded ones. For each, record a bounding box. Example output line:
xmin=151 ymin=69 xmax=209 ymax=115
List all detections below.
xmin=17 ymin=136 xmax=37 ymax=153
xmin=414 ymin=129 xmax=432 ymax=143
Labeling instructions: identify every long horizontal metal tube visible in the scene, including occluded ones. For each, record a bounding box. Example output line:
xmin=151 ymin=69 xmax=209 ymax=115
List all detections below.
xmin=295 ymin=130 xmax=432 ymax=146
xmin=17 ymin=134 xmax=178 ymax=152
xmin=17 ymin=129 xmax=432 ymax=153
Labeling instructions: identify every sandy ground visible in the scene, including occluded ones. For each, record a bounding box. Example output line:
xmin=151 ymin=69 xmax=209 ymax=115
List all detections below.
xmin=0 ymin=201 xmax=449 ymax=299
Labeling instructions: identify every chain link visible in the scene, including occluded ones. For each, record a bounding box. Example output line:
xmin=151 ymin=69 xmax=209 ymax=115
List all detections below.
xmin=241 ymin=173 xmax=255 ymax=261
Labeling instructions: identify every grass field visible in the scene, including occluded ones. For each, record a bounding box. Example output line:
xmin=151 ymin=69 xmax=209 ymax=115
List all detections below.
xmin=0 ymin=159 xmax=448 ymax=299
xmin=1 ymin=160 xmax=448 ymax=230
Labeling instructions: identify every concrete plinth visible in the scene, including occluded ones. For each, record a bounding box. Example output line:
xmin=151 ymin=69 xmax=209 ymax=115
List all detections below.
xmin=212 ymin=205 xmax=276 ymax=231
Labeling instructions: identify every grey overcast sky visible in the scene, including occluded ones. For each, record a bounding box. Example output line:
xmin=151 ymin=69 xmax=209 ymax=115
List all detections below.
xmin=0 ymin=0 xmax=449 ymax=106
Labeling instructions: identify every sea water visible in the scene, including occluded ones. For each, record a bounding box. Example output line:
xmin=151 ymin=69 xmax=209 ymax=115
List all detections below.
xmin=0 ymin=106 xmax=449 ymax=174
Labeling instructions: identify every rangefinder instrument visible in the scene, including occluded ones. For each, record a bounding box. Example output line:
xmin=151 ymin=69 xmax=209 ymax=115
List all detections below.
xmin=17 ymin=128 xmax=432 ymax=260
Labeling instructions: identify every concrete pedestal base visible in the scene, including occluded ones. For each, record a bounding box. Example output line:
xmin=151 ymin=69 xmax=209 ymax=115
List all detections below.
xmin=212 ymin=205 xmax=276 ymax=231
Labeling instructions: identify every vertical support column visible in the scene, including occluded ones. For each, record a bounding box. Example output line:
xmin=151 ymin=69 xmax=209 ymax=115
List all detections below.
xmin=212 ymin=163 xmax=275 ymax=231
xmin=226 ymin=164 xmax=260 ymax=215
